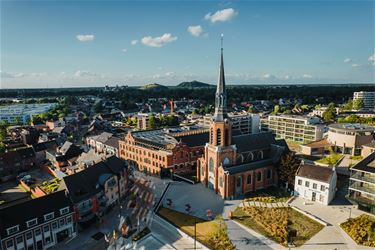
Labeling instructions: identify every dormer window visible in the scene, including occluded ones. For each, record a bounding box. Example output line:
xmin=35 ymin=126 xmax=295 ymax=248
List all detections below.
xmin=6 ymin=225 xmax=19 ymax=235
xmin=26 ymin=218 xmax=38 ymax=228
xmin=60 ymin=207 xmax=69 ymax=215
xmin=44 ymin=212 xmax=54 ymax=221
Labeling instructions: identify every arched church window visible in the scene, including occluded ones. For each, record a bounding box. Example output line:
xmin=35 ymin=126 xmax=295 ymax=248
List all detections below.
xmin=209 ymin=158 xmax=214 ymax=173
xmin=223 ymin=157 xmax=230 ymax=166
xmin=217 ymin=129 xmax=222 ymax=145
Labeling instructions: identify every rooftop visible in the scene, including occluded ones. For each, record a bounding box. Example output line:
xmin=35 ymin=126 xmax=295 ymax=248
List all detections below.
xmin=352 ymin=152 xmax=375 ymax=174
xmin=296 ymin=163 xmax=334 ymax=183
xmin=329 ymin=123 xmax=375 ymax=131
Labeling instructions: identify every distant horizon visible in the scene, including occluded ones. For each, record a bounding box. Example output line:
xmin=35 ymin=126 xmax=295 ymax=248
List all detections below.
xmin=1 ymin=81 xmax=375 ymax=91
xmin=1 ymin=1 xmax=374 ymax=88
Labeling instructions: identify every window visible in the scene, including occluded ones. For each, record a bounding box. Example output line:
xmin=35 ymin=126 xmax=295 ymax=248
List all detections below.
xmin=35 ymin=228 xmax=41 ymax=236
xmin=201 ymin=166 xmax=205 ymax=176
xmin=209 ymin=158 xmax=214 ymax=173
xmin=297 ymin=179 xmax=302 ymax=185
xmin=16 ymin=235 xmax=23 ymax=244
xmin=59 ymin=218 xmax=65 ymax=227
xmin=219 ymin=176 xmax=223 ymax=187
xmin=51 ymin=221 xmax=58 ymax=230
xmin=247 ymin=175 xmax=252 ymax=184
xmin=320 ymin=185 xmax=325 ymax=191
xmin=26 ymin=231 xmax=32 ymax=240
xmin=313 ymin=183 xmax=317 ymax=189
xmin=66 ymin=216 xmax=72 ymax=224
xmin=6 ymin=239 xmax=13 ymax=248
xmin=60 ymin=207 xmax=69 ymax=215
xmin=43 ymin=225 xmax=50 ymax=232
xmin=26 ymin=218 xmax=38 ymax=228
xmin=6 ymin=225 xmax=19 ymax=235
xmin=236 ymin=177 xmax=241 ymax=187
xmin=267 ymin=169 xmax=272 ymax=179
xmin=257 ymin=172 xmax=262 ymax=182
xmin=305 ymin=181 xmax=309 ymax=187
xmin=44 ymin=212 xmax=54 ymax=221
xmin=217 ymin=129 xmax=222 ymax=145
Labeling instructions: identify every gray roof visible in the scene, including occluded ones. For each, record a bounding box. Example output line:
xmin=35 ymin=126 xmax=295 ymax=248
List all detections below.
xmin=296 ymin=164 xmax=334 ymax=183
xmin=96 ymin=132 xmax=113 ymax=143
xmin=232 ymin=132 xmax=276 ymax=153
xmin=352 ymin=152 xmax=375 ymax=174
xmin=224 ymin=158 xmax=274 ymax=174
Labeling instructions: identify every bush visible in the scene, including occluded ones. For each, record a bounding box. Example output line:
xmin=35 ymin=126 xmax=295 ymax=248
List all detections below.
xmin=341 ymin=215 xmax=375 ymax=247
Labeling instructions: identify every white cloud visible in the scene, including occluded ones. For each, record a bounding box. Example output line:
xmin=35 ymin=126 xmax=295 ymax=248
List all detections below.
xmin=204 ymin=8 xmax=237 ymax=23
xmin=76 ymin=34 xmax=95 ymax=42
xmin=131 ymin=40 xmax=138 ymax=45
xmin=351 ymin=64 xmax=361 ymax=68
xmin=141 ymin=33 xmax=177 ymax=47
xmin=263 ymin=73 xmax=271 ymax=79
xmin=165 ymin=72 xmax=174 ymax=77
xmin=302 ymin=74 xmax=313 ymax=79
xmin=122 ymin=48 xmax=127 ymax=53
xmin=344 ymin=58 xmax=352 ymax=63
xmin=0 ymin=71 xmax=47 ymax=78
xmin=74 ymin=70 xmax=98 ymax=77
xmin=187 ymin=25 xmax=204 ymax=37
xmin=368 ymin=53 xmax=375 ymax=62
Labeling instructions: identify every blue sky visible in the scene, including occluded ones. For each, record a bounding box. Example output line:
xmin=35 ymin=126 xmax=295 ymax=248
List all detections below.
xmin=1 ymin=0 xmax=374 ymax=88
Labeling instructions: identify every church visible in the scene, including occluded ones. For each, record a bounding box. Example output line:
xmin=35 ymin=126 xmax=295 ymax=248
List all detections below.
xmin=197 ymin=43 xmax=288 ymax=199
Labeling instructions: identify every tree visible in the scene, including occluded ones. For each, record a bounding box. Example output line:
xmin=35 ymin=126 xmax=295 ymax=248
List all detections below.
xmin=0 ymin=121 xmax=8 ymax=141
xmin=94 ymin=100 xmax=103 ymax=113
xmin=343 ymin=99 xmax=353 ymax=111
xmin=322 ymin=102 xmax=336 ymax=122
xmin=0 ymin=143 xmax=6 ymax=154
xmin=273 ymin=105 xmax=280 ymax=114
xmin=353 ymin=98 xmax=364 ymax=110
xmin=148 ymin=114 xmax=155 ymax=129
xmin=277 ymin=152 xmax=301 ymax=189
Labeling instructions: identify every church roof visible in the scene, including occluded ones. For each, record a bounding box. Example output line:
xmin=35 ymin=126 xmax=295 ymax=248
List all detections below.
xmin=232 ymin=132 xmax=276 ymax=153
xmin=224 ymin=158 xmax=274 ymax=175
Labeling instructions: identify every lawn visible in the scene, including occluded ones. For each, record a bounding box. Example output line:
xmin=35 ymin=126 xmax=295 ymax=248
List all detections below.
xmin=244 ymin=186 xmax=291 ymax=203
xmin=340 ymin=214 xmax=375 ymax=247
xmin=315 ymin=154 xmax=342 ymax=165
xmin=158 ymin=207 xmax=234 ymax=250
xmin=232 ymin=206 xmax=323 ymax=247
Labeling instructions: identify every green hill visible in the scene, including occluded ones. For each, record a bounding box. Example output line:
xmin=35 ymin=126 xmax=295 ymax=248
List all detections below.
xmin=139 ymin=83 xmax=169 ymax=91
xmin=176 ymin=80 xmax=214 ymax=88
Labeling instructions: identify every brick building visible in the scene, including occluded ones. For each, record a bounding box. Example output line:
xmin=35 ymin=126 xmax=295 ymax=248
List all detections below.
xmin=197 ymin=45 xmax=287 ymax=199
xmin=119 ymin=126 xmax=208 ymax=177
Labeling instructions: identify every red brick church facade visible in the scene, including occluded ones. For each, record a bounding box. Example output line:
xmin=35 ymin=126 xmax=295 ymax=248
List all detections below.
xmin=197 ymin=45 xmax=287 ymax=199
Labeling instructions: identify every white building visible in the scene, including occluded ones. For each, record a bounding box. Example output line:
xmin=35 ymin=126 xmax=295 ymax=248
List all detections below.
xmin=294 ymin=163 xmax=337 ymax=205
xmin=199 ymin=112 xmax=260 ymax=135
xmin=261 ymin=115 xmax=325 ymax=143
xmin=0 ymin=103 xmax=57 ymax=124
xmin=353 ymin=91 xmax=375 ymax=110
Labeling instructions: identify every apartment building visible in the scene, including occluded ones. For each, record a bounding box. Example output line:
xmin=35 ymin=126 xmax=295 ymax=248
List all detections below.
xmin=199 ymin=112 xmax=260 ymax=135
xmin=353 ymin=91 xmax=375 ymax=110
xmin=348 ymin=152 xmax=375 ymax=215
xmin=327 ymin=123 xmax=374 ymax=156
xmin=63 ymin=156 xmax=129 ymax=224
xmin=0 ymin=103 xmax=57 ymax=124
xmin=119 ymin=126 xmax=208 ymax=177
xmin=0 ymin=191 xmax=75 ymax=250
xmin=261 ymin=115 xmax=324 ymax=143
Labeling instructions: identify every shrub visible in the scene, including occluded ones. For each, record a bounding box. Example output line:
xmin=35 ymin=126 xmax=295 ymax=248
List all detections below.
xmin=341 ymin=215 xmax=375 ymax=247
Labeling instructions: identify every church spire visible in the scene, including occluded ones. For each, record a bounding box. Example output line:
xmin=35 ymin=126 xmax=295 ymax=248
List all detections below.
xmin=213 ymin=34 xmax=227 ymax=122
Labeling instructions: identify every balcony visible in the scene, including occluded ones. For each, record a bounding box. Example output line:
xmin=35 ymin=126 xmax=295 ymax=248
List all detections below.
xmin=347 ymin=192 xmax=375 ymax=206
xmin=349 ymin=183 xmax=375 ymax=196
xmin=350 ymin=172 xmax=375 ymax=184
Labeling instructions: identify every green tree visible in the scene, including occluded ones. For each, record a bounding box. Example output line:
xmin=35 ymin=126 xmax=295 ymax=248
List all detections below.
xmin=353 ymin=98 xmax=364 ymax=110
xmin=0 ymin=143 xmax=6 ymax=154
xmin=343 ymin=99 xmax=353 ymax=111
xmin=0 ymin=121 xmax=8 ymax=141
xmin=148 ymin=114 xmax=155 ymax=129
xmin=277 ymin=152 xmax=301 ymax=189
xmin=94 ymin=100 xmax=103 ymax=113
xmin=323 ymin=102 xmax=336 ymax=122
xmin=273 ymin=105 xmax=280 ymax=114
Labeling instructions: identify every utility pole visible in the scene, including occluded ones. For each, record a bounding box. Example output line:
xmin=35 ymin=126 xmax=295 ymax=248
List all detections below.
xmin=194 ymin=216 xmax=197 ymax=250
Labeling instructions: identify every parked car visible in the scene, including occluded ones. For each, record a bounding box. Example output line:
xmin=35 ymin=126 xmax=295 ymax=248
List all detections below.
xmin=17 ymin=172 xmax=28 ymax=180
xmin=20 ymin=175 xmax=32 ymax=182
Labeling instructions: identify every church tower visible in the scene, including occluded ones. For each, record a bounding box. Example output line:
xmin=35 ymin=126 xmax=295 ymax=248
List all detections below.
xmin=199 ymin=35 xmax=237 ymax=192
xmin=209 ymin=35 xmax=232 ymax=147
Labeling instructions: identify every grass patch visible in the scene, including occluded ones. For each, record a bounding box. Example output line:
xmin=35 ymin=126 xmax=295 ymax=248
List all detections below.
xmin=349 ymin=155 xmax=363 ymax=161
xmin=286 ymin=140 xmax=303 ymax=152
xmin=340 ymin=214 xmax=375 ymax=247
xmin=244 ymin=186 xmax=290 ymax=203
xmin=158 ymin=207 xmax=234 ymax=250
xmin=232 ymin=207 xmax=323 ymax=247
xmin=315 ymin=154 xmax=342 ymax=165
